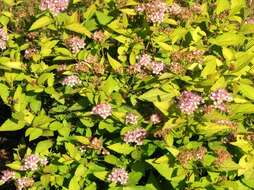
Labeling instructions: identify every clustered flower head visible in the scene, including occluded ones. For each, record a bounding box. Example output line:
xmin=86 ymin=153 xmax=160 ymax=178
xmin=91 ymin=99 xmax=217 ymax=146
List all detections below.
xmin=16 ymin=177 xmax=34 ymax=190
xmin=134 ymin=53 xmax=165 ymax=75
xmin=214 ymin=149 xmax=232 ymax=165
xmin=92 ymin=30 xmax=105 ymax=42
xmin=210 ymin=89 xmax=232 ymax=112
xmin=74 ymin=61 xmax=90 ymax=72
xmin=0 ymin=27 xmax=7 ymax=50
xmin=177 ymin=147 xmax=207 ymax=165
xmin=92 ymin=103 xmax=112 ymax=119
xmin=168 ymin=3 xmax=201 ymax=20
xmin=107 ymin=168 xmax=128 ymax=185
xmin=123 ymin=128 xmax=147 ymax=145
xmin=40 ymin=0 xmax=69 ymax=15
xmin=178 ymin=91 xmax=203 ymax=115
xmin=171 ymin=50 xmax=204 ymax=63
xmin=20 ymin=154 xmax=48 ymax=171
xmin=150 ymin=113 xmax=162 ymax=124
xmin=125 ymin=112 xmax=138 ymax=125
xmin=151 ymin=61 xmax=164 ymax=75
xmin=62 ymin=75 xmax=81 ymax=87
xmin=169 ymin=62 xmax=185 ymax=75
xmin=215 ymin=119 xmax=237 ymax=128
xmin=0 ymin=170 xmax=16 ymax=183
xmin=24 ymin=48 xmax=37 ymax=59
xmin=57 ymin=64 xmax=67 ymax=72
xmin=66 ymin=36 xmax=86 ymax=53
xmin=136 ymin=0 xmax=168 ymax=23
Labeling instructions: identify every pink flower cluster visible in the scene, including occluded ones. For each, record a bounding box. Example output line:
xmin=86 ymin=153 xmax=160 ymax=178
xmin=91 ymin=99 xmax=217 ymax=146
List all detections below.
xmin=136 ymin=0 xmax=168 ymax=23
xmin=40 ymin=0 xmax=69 ymax=15
xmin=66 ymin=36 xmax=86 ymax=53
xmin=92 ymin=30 xmax=105 ymax=42
xmin=125 ymin=112 xmax=138 ymax=125
xmin=16 ymin=177 xmax=34 ymax=190
xmin=178 ymin=91 xmax=203 ymax=115
xmin=24 ymin=48 xmax=37 ymax=59
xmin=150 ymin=113 xmax=161 ymax=124
xmin=0 ymin=27 xmax=7 ymax=50
xmin=92 ymin=103 xmax=112 ymax=119
xmin=210 ymin=89 xmax=232 ymax=112
xmin=136 ymin=54 xmax=165 ymax=75
xmin=62 ymin=75 xmax=81 ymax=87
xmin=0 ymin=170 xmax=16 ymax=183
xmin=20 ymin=154 xmax=48 ymax=171
xmin=123 ymin=128 xmax=147 ymax=145
xmin=107 ymin=168 xmax=128 ymax=185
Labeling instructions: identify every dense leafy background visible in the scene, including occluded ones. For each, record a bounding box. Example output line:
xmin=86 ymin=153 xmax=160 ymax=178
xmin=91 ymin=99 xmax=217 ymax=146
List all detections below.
xmin=1 ymin=0 xmax=254 ymax=189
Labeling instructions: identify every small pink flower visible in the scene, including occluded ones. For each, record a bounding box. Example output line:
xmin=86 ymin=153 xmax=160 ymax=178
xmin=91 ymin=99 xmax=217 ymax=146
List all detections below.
xmin=0 ymin=27 xmax=7 ymax=50
xmin=151 ymin=61 xmax=164 ymax=75
xmin=145 ymin=0 xmax=168 ymax=23
xmin=0 ymin=170 xmax=16 ymax=183
xmin=40 ymin=0 xmax=69 ymax=15
xmin=123 ymin=128 xmax=147 ymax=145
xmin=210 ymin=89 xmax=232 ymax=112
xmin=108 ymin=168 xmax=128 ymax=185
xmin=92 ymin=30 xmax=105 ymax=42
xmin=92 ymin=103 xmax=112 ymax=119
xmin=138 ymin=54 xmax=152 ymax=68
xmin=21 ymin=154 xmax=48 ymax=171
xmin=178 ymin=91 xmax=203 ymax=114
xmin=66 ymin=36 xmax=86 ymax=53
xmin=150 ymin=113 xmax=162 ymax=124
xmin=16 ymin=177 xmax=34 ymax=190
xmin=125 ymin=112 xmax=138 ymax=125
xmin=62 ymin=75 xmax=81 ymax=87
xmin=24 ymin=48 xmax=37 ymax=59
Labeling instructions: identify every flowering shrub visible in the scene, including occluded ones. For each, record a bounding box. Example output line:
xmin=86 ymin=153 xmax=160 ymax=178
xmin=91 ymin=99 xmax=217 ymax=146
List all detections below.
xmin=0 ymin=0 xmax=254 ymax=189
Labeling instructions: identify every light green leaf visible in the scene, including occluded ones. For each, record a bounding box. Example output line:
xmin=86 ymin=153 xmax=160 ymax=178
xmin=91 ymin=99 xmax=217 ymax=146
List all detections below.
xmin=239 ymin=83 xmax=254 ymax=100
xmin=65 ymin=23 xmax=92 ymax=37
xmin=107 ymin=53 xmax=123 ymax=70
xmin=209 ymin=32 xmax=245 ymax=46
xmin=107 ymin=143 xmax=135 ymax=155
xmin=35 ymin=140 xmax=53 ymax=155
xmin=0 ymin=119 xmax=25 ymax=131
xmin=29 ymin=16 xmax=53 ymax=31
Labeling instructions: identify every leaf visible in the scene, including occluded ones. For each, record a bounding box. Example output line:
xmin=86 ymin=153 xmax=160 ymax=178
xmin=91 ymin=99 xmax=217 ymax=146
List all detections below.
xmin=29 ymin=16 xmax=53 ymax=31
xmin=96 ymin=11 xmax=113 ymax=25
xmin=107 ymin=53 xmax=123 ymax=70
xmin=0 ymin=119 xmax=25 ymax=131
xmin=101 ymin=75 xmax=120 ymax=95
xmin=65 ymin=23 xmax=92 ymax=37
xmin=239 ymin=83 xmax=254 ymax=100
xmin=216 ymin=0 xmax=230 ymax=15
xmin=69 ymin=176 xmax=80 ymax=190
xmin=107 ymin=143 xmax=135 ymax=155
xmin=139 ymin=88 xmax=176 ymax=102
xmin=65 ymin=142 xmax=81 ymax=161
xmin=201 ymin=57 xmax=217 ymax=77
xmin=195 ymin=122 xmax=231 ymax=137
xmin=0 ymin=83 xmax=9 ymax=104
xmin=209 ymin=32 xmax=245 ymax=46
xmin=35 ymin=140 xmax=53 ymax=155
xmin=0 ymin=61 xmax=23 ymax=70
xmin=25 ymin=128 xmax=43 ymax=141
xmin=146 ymin=156 xmax=173 ymax=181
xmin=93 ymin=171 xmax=108 ymax=181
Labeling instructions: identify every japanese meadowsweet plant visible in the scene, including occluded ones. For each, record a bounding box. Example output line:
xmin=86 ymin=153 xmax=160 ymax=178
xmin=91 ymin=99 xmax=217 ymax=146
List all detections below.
xmin=0 ymin=0 xmax=254 ymax=189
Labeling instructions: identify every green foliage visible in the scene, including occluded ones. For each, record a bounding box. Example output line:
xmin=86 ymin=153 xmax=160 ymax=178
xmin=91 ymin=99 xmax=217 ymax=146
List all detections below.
xmin=0 ymin=0 xmax=254 ymax=189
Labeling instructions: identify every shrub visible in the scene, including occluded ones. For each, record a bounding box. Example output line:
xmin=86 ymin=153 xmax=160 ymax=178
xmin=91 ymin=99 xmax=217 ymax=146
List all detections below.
xmin=0 ymin=0 xmax=254 ymax=189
